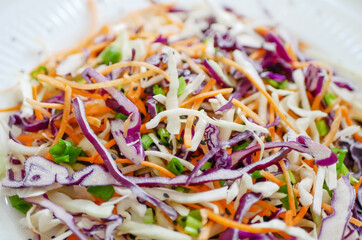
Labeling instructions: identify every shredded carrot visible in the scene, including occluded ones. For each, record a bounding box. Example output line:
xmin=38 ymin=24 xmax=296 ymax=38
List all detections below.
xmin=25 ymin=101 xmax=52 ymax=118
xmin=26 ymin=98 xmax=64 ymax=110
xmin=285 ymin=210 xmax=293 ymax=226
xmin=204 ymin=209 xmax=282 ymax=234
xmin=354 ymin=176 xmax=362 ymax=195
xmin=291 ymin=205 xmax=310 ymax=226
xmin=32 ymin=86 xmax=43 ymax=120
xmin=249 ymin=49 xmax=266 ymax=61
xmin=0 ymin=104 xmax=22 ymax=113
xmin=52 ymin=86 xmax=72 ymax=145
xmin=211 ymin=55 xmax=297 ymax=132
xmin=232 ymin=99 xmax=265 ymax=125
xmin=255 ymin=200 xmax=278 ymax=213
xmin=140 ymin=123 xmax=153 ymax=134
xmin=279 ymin=160 xmax=296 ymax=216
xmin=322 ymin=108 xmax=342 ymax=146
xmin=321 ymin=202 xmax=333 ymax=213
xmin=67 ymin=234 xmax=80 ymax=240
xmin=115 ymin=158 xmax=176 ymax=178
xmin=198 ymin=221 xmax=214 ymax=240
xmin=179 ymin=88 xmax=233 ymax=108
xmin=285 ymin=43 xmax=298 ymax=62
xmin=323 ymin=98 xmax=341 ymax=114
xmin=260 ymin=170 xmax=285 ymax=187
xmin=350 ymin=217 xmax=362 ymax=227
xmin=341 ymin=106 xmax=362 ymax=143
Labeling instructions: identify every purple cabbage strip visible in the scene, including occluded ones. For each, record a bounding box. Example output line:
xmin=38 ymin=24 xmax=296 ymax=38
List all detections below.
xmin=44 ymin=94 xmax=64 ymax=104
xmin=154 ymin=35 xmax=168 ymax=44
xmin=49 ymin=111 xmax=63 ymax=136
xmin=217 ymin=79 xmax=252 ymax=112
xmin=25 ymin=194 xmax=88 ymax=240
xmin=146 ymin=53 xmax=168 ymax=67
xmin=261 ymin=51 xmax=293 ymax=81
xmin=260 ymin=71 xmax=286 ymax=82
xmin=213 ymin=33 xmax=242 ymax=52
xmin=265 ymin=33 xmax=292 ymax=63
xmin=202 ymin=59 xmax=229 ymax=87
xmin=82 ymin=67 xmax=144 ymax=164
xmin=72 ymin=97 xmax=177 ymax=219
xmin=8 ymin=113 xmax=49 ymax=132
xmin=319 ymin=174 xmax=355 ymax=240
xmin=220 ymin=192 xmax=262 ymax=240
xmin=304 ymin=64 xmax=324 ymax=96
xmin=9 ymin=132 xmax=22 ymax=144
xmin=104 ymin=215 xmax=124 ymax=240
xmin=146 ymin=98 xmax=158 ymax=118
xmin=186 ymin=128 xmax=253 ymax=184
xmin=333 ymin=76 xmax=354 ymax=91
xmin=2 ymin=149 xmax=290 ymax=189
xmin=231 ymin=135 xmax=337 ymax=166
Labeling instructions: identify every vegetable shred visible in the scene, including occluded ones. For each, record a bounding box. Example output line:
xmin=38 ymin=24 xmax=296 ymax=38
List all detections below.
xmin=1 ymin=1 xmax=362 ymax=240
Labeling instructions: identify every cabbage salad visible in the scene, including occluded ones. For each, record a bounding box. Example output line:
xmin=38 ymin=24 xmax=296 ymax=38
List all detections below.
xmin=1 ymin=1 xmax=362 ymax=240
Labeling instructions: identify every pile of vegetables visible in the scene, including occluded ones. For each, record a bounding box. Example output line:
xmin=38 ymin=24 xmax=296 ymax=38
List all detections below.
xmin=1 ymin=1 xmax=362 ymax=239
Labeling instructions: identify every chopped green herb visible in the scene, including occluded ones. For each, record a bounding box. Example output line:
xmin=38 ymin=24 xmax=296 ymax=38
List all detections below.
xmin=219 ymin=180 xmax=226 ymax=187
xmin=201 ymin=161 xmax=212 ymax=170
xmin=31 ymin=65 xmax=48 ymax=80
xmin=266 ymin=136 xmax=272 ymax=142
xmin=174 ymin=186 xmax=190 ymax=193
xmin=265 ymin=78 xmax=289 ymax=89
xmin=278 ymin=80 xmax=289 ymax=90
xmin=87 ymin=185 xmax=115 ymax=201
xmin=177 ymin=76 xmax=187 ymax=96
xmin=332 ymin=148 xmax=359 ymax=184
xmin=49 ymin=139 xmax=81 ymax=165
xmin=166 ymin=158 xmax=185 ymax=176
xmin=324 ymin=93 xmax=336 ymax=106
xmin=251 ymin=170 xmax=263 ymax=179
xmin=115 ymin=113 xmax=128 ymax=120
xmin=141 ymin=134 xmax=153 ymax=150
xmin=232 ymin=141 xmax=250 ymax=152
xmin=316 ymin=119 xmax=329 ymax=137
xmin=157 ymin=128 xmax=170 ymax=144
xmin=8 ymin=195 xmax=32 ymax=214
xmin=143 ymin=208 xmax=155 ymax=224
xmin=101 ymin=46 xmax=121 ymax=65
xmin=156 ymin=105 xmax=164 ymax=114
xmin=153 ymin=85 xmax=166 ymax=96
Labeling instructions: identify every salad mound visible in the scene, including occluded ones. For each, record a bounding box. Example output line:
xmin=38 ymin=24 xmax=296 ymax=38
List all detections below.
xmin=1 ymin=1 xmax=362 ymax=240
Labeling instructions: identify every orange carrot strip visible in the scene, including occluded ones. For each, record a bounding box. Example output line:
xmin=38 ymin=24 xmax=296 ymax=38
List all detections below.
xmin=26 ymin=98 xmax=64 ymax=110
xmin=17 ymin=134 xmax=47 ymax=142
xmin=285 ymin=210 xmax=293 ymax=226
xmin=67 ymin=234 xmax=80 ymax=240
xmin=198 ymin=221 xmax=214 ymax=240
xmin=204 ymin=209 xmax=281 ymax=234
xmin=255 ymin=200 xmax=278 ymax=213
xmin=115 ymin=158 xmax=176 ymax=178
xmin=341 ymin=106 xmax=362 ymax=143
xmin=279 ymin=160 xmax=296 ymax=216
xmin=32 ymin=86 xmax=43 ymax=120
xmin=211 ymin=55 xmax=296 ymax=132
xmin=232 ymin=99 xmax=265 ymax=125
xmin=350 ymin=217 xmax=362 ymax=227
xmin=249 ymin=49 xmax=266 ymax=61
xmin=0 ymin=105 xmax=22 ymax=113
xmin=52 ymin=86 xmax=72 ymax=145
xmin=322 ymin=107 xmax=342 ymax=146
xmin=25 ymin=101 xmax=52 ymax=118
xmin=291 ymin=205 xmax=310 ymax=226
xmin=260 ymin=170 xmax=285 ymax=187
xmin=354 ymin=176 xmax=362 ymax=194
xmin=180 ymin=88 xmax=233 ymax=108
xmin=140 ymin=124 xmax=153 ymax=134
xmin=321 ymin=202 xmax=333 ymax=213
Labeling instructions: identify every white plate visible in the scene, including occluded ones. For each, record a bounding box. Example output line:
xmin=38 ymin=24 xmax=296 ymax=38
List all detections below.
xmin=0 ymin=0 xmax=362 ymax=239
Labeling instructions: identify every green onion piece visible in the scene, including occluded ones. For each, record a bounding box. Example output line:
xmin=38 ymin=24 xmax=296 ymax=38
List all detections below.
xmin=177 ymin=216 xmax=187 ymax=228
xmin=232 ymin=141 xmax=250 ymax=152
xmin=157 ymin=128 xmax=170 ymax=144
xmin=266 ymin=136 xmax=272 ymax=142
xmin=49 ymin=139 xmax=81 ymax=165
xmin=332 ymin=148 xmax=359 ymax=183
xmin=288 ymin=170 xmax=296 ymax=184
xmin=31 ymin=65 xmax=48 ymax=80
xmin=143 ymin=207 xmax=155 ymax=224
xmin=265 ymin=78 xmax=279 ymax=88
xmin=156 ymin=105 xmax=164 ymax=114
xmin=324 ymin=93 xmax=336 ymax=106
xmin=278 ymin=185 xmax=298 ymax=210
xmin=251 ymin=170 xmax=263 ymax=179
xmin=323 ymin=181 xmax=332 ymax=197
xmin=153 ymin=85 xmax=166 ymax=96
xmin=316 ymin=119 xmax=329 ymax=137
xmin=166 ymin=158 xmax=185 ymax=176
xmin=76 ymin=78 xmax=86 ymax=84
xmin=201 ymin=161 xmax=212 ymax=170
xmin=188 ymin=210 xmax=202 ymax=221
xmin=278 ymin=80 xmax=289 ymax=90
xmin=174 ymin=186 xmax=189 ymax=193
xmin=184 ymin=215 xmax=203 ymax=236
xmin=115 ymin=113 xmax=128 ymax=120
xmin=177 ymin=76 xmax=187 ymax=97
xmin=141 ymin=134 xmax=153 ymax=150
xmin=87 ymin=185 xmax=115 ymax=201
xmin=219 ymin=180 xmax=226 ymax=187
xmin=101 ymin=46 xmax=121 ymax=65
xmin=115 ymin=84 xmax=124 ymax=91
xmin=8 ymin=195 xmax=32 ymax=214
